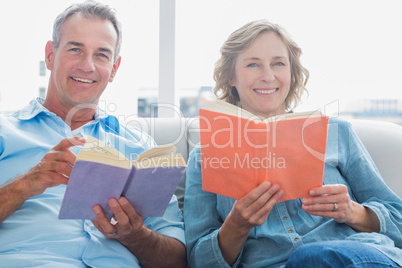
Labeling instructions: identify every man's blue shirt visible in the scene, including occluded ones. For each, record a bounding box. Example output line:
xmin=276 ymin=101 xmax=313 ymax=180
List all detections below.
xmin=0 ymin=98 xmax=185 ymax=267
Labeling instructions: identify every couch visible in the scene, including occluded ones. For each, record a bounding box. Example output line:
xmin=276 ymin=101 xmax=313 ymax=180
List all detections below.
xmin=129 ymin=117 xmax=402 ymax=206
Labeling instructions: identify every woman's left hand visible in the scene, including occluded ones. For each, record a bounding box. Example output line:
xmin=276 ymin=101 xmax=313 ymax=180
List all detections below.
xmin=302 ymin=184 xmax=357 ymax=224
xmin=302 ymin=184 xmax=380 ymax=232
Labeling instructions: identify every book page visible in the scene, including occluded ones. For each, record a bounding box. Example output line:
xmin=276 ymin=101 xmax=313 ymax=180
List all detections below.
xmin=201 ymin=99 xmax=324 ymax=123
xmin=201 ymin=100 xmax=261 ymax=121
xmin=263 ymin=110 xmax=324 ymax=122
xmin=134 ymin=144 xmax=176 ymax=162
xmin=77 ymin=136 xmax=131 ymax=169
xmin=133 ymin=152 xmax=186 ymax=169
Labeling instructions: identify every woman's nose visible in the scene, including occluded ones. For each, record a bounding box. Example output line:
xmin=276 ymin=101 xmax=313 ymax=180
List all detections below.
xmin=261 ymin=67 xmax=275 ymax=83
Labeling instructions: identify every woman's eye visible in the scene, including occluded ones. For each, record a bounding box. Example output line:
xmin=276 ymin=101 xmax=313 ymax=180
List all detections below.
xmin=274 ymin=62 xmax=285 ymax=66
xmin=247 ymin=63 xmax=258 ymax=67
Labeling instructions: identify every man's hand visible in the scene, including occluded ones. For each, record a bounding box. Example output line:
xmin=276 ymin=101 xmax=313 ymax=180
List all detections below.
xmin=21 ymin=137 xmax=85 ymax=197
xmin=92 ymin=197 xmax=144 ymax=241
xmin=92 ymin=197 xmax=187 ymax=268
xmin=0 ymin=137 xmax=85 ymax=223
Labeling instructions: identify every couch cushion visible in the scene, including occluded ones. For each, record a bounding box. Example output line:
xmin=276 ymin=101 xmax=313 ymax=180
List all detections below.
xmin=349 ymin=119 xmax=402 ymax=198
xmin=127 ymin=117 xmax=189 ymax=161
xmin=128 ymin=117 xmax=402 ymax=205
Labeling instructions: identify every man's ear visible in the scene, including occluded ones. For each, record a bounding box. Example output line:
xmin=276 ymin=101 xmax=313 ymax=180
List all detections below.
xmin=109 ymin=56 xmax=122 ymax=82
xmin=45 ymin=41 xmax=55 ymax=71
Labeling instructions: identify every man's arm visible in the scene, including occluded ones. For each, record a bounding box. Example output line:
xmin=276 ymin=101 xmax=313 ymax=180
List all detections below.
xmin=0 ymin=137 xmax=84 ymax=223
xmin=0 ymin=177 xmax=31 ymax=223
xmin=122 ymin=223 xmax=187 ymax=268
xmin=92 ymin=197 xmax=187 ymax=268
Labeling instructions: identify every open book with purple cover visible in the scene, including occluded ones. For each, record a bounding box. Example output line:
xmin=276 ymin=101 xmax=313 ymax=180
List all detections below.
xmin=59 ymin=136 xmax=187 ymax=220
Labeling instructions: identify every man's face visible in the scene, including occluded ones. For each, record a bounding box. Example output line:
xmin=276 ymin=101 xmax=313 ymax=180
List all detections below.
xmin=46 ymin=13 xmax=120 ymax=109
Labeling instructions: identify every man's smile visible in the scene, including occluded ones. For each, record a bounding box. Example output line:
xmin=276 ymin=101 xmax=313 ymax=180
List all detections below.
xmin=71 ymin=77 xmax=96 ymax=83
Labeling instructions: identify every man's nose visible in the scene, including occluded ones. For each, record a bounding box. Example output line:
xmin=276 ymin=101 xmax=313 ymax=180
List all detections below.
xmin=78 ymin=55 xmax=95 ymax=72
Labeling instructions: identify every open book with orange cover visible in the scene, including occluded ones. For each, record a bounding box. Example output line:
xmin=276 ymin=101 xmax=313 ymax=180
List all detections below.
xmin=199 ymin=100 xmax=329 ymax=202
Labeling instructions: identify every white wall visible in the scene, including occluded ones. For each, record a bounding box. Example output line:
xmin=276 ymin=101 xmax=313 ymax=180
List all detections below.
xmin=2 ymin=0 xmax=402 ymax=118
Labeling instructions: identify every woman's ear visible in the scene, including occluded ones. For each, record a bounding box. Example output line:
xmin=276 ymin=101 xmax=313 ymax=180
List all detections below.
xmin=45 ymin=41 xmax=55 ymax=71
xmin=229 ymin=77 xmax=236 ymax=87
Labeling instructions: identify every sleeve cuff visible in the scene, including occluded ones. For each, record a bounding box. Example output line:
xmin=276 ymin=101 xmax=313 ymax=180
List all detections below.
xmin=210 ymin=229 xmax=243 ymax=268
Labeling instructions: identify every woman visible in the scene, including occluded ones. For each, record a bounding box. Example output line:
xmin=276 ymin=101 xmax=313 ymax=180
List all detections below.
xmin=183 ymin=20 xmax=402 ymax=267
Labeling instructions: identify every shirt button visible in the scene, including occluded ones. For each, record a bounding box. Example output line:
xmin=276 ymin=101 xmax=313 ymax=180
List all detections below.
xmin=288 ymin=229 xmax=293 ymax=233
xmin=283 ymin=216 xmax=288 ymax=220
xmin=294 ymin=237 xmax=299 ymax=242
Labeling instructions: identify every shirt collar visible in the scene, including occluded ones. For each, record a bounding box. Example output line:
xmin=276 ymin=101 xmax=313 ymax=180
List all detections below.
xmin=13 ymin=97 xmax=108 ymax=121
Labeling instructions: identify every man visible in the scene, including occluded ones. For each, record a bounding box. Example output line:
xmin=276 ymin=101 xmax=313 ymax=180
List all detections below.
xmin=0 ymin=1 xmax=186 ymax=267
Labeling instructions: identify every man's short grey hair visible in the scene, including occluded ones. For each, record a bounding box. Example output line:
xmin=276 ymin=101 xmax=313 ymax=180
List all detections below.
xmin=52 ymin=0 xmax=122 ymax=62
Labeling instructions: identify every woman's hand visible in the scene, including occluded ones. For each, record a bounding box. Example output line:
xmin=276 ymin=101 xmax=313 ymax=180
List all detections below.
xmin=302 ymin=184 xmax=380 ymax=232
xmin=302 ymin=184 xmax=353 ymax=223
xmin=227 ymin=181 xmax=283 ymax=231
xmin=218 ymin=181 xmax=283 ymax=266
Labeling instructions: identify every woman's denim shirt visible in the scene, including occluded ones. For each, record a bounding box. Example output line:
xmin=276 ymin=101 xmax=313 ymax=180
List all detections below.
xmin=184 ymin=118 xmax=402 ymax=268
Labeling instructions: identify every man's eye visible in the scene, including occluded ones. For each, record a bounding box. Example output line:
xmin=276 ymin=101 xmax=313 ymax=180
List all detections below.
xmin=98 ymin=53 xmax=109 ymax=59
xmin=247 ymin=63 xmax=258 ymax=67
xmin=70 ymin=48 xmax=79 ymax=52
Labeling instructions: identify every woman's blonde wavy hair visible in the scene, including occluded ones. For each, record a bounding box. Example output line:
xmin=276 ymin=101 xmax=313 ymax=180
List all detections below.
xmin=213 ymin=20 xmax=309 ymax=111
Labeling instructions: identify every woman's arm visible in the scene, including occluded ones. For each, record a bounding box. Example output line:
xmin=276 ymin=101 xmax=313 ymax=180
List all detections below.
xmin=303 ymin=119 xmax=402 ymax=244
xmin=218 ymin=182 xmax=283 ymax=265
xmin=184 ymin=146 xmax=283 ymax=267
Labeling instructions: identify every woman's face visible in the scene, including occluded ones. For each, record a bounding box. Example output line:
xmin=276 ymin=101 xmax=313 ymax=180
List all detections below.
xmin=230 ymin=31 xmax=291 ymax=118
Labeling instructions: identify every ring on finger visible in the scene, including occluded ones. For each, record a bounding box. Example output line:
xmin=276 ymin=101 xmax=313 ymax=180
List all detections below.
xmin=332 ymin=203 xmax=338 ymax=212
